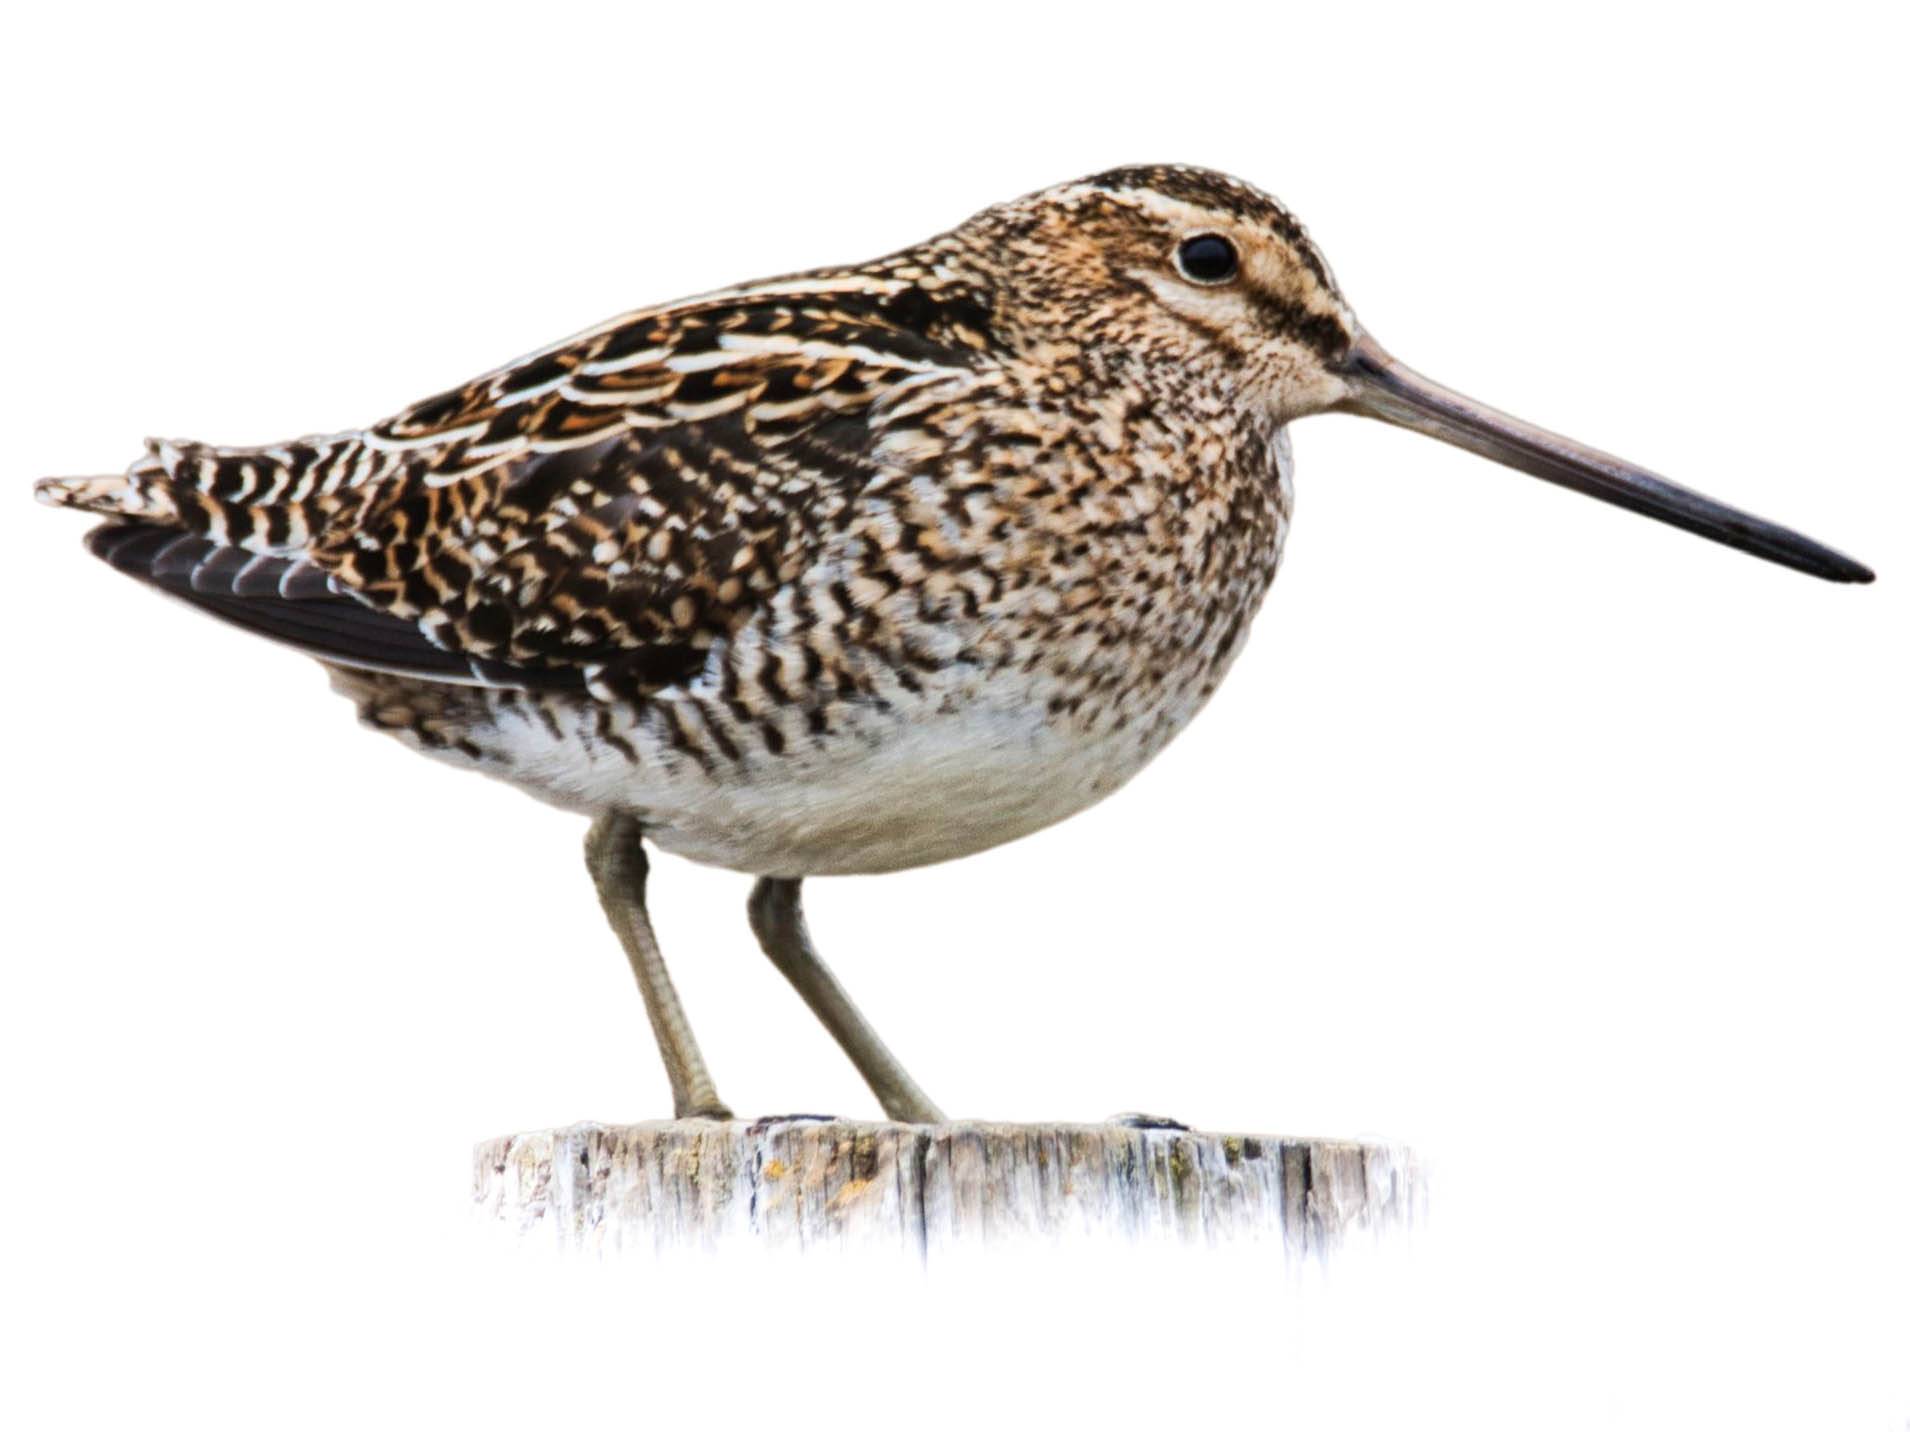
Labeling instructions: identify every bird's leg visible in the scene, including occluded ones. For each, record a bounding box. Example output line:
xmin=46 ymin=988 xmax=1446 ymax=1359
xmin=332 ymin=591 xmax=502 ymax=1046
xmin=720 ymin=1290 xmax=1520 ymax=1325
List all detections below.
xmin=746 ymin=877 xmax=945 ymax=1124
xmin=584 ymin=812 xmax=732 ymax=1120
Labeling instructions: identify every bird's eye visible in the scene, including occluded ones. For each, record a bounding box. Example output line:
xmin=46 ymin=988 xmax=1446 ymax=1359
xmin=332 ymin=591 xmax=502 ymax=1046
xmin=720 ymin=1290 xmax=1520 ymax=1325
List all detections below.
xmin=1174 ymin=233 xmax=1239 ymax=285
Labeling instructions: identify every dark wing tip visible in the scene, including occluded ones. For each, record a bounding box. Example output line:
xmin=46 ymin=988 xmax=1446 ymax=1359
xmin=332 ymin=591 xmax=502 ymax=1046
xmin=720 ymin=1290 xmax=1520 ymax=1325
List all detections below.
xmin=79 ymin=520 xmax=595 ymax=690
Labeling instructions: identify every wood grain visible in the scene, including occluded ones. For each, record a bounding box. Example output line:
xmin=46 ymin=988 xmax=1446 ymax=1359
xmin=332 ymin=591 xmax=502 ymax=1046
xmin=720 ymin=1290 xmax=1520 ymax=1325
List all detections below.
xmin=474 ymin=1118 xmax=1421 ymax=1258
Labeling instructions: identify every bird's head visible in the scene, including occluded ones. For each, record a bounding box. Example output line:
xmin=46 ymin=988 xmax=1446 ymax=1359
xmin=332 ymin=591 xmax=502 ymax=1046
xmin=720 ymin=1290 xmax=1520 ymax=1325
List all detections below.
xmin=956 ymin=165 xmax=1359 ymax=421
xmin=951 ymin=164 xmax=1871 ymax=584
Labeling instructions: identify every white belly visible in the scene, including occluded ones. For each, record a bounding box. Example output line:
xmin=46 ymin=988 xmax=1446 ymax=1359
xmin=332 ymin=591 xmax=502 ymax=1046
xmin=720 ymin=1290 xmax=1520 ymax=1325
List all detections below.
xmin=481 ymin=683 xmax=1188 ymax=877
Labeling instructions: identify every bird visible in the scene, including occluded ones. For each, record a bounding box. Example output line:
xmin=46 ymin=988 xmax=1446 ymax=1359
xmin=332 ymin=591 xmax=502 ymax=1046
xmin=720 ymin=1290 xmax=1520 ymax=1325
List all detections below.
xmin=35 ymin=165 xmax=1873 ymax=1124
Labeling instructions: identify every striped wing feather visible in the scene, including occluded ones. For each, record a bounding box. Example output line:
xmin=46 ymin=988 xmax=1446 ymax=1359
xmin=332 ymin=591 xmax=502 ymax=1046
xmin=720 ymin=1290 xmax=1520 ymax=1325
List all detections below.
xmin=48 ymin=275 xmax=987 ymax=691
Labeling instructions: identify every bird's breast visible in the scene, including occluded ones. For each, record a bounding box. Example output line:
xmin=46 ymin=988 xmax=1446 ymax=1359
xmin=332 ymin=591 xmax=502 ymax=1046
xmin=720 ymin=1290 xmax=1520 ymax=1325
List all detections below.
xmin=374 ymin=420 xmax=1295 ymax=878
xmin=542 ymin=426 xmax=1290 ymax=874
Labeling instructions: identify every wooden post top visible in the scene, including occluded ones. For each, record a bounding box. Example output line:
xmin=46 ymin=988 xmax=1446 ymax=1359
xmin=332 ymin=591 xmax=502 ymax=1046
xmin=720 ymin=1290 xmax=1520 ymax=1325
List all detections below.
xmin=474 ymin=1117 xmax=1421 ymax=1259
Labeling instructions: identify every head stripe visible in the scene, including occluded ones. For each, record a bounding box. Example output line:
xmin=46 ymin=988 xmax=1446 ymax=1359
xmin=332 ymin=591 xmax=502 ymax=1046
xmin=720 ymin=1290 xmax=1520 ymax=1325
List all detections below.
xmin=1087 ymin=165 xmax=1340 ymax=296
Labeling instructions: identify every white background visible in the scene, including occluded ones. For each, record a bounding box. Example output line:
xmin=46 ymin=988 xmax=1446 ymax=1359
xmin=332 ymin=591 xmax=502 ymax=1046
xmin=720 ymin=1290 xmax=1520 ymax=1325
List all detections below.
xmin=2 ymin=3 xmax=1903 ymax=1427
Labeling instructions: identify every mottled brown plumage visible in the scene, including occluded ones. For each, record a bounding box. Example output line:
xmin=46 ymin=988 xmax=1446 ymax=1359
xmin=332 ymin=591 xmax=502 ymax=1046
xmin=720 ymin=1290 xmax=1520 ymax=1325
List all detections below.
xmin=37 ymin=166 xmax=1870 ymax=1119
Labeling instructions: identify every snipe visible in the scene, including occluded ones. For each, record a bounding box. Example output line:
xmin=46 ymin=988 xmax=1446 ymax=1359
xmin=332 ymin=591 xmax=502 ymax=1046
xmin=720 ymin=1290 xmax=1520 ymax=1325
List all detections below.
xmin=37 ymin=166 xmax=1872 ymax=1122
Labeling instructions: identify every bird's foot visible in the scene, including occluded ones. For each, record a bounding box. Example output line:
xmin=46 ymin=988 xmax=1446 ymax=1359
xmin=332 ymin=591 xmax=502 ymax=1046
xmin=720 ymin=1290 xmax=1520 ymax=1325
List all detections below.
xmin=746 ymin=1112 xmax=847 ymax=1134
xmin=1108 ymin=1111 xmax=1192 ymax=1131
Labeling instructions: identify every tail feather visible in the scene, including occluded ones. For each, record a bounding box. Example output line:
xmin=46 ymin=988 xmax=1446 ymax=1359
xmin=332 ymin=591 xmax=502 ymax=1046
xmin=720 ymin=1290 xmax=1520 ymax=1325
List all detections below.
xmin=34 ymin=472 xmax=178 ymax=520
xmin=35 ymin=429 xmax=401 ymax=557
xmin=36 ymin=436 xmax=196 ymax=520
xmin=35 ymin=433 xmax=482 ymax=681
xmin=35 ymin=429 xmax=562 ymax=690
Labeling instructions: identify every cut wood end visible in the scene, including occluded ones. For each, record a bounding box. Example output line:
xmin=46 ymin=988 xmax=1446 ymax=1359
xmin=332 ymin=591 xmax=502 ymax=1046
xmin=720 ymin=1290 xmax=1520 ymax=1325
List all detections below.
xmin=473 ymin=1118 xmax=1422 ymax=1258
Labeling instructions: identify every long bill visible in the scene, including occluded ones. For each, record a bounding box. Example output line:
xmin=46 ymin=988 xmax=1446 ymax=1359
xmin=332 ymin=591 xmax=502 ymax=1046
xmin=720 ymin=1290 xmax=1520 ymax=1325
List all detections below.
xmin=1336 ymin=335 xmax=1874 ymax=584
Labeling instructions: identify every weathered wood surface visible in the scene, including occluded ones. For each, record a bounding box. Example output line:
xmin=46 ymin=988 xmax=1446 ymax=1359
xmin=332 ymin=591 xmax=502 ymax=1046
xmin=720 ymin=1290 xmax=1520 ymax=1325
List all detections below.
xmin=474 ymin=1118 xmax=1421 ymax=1258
